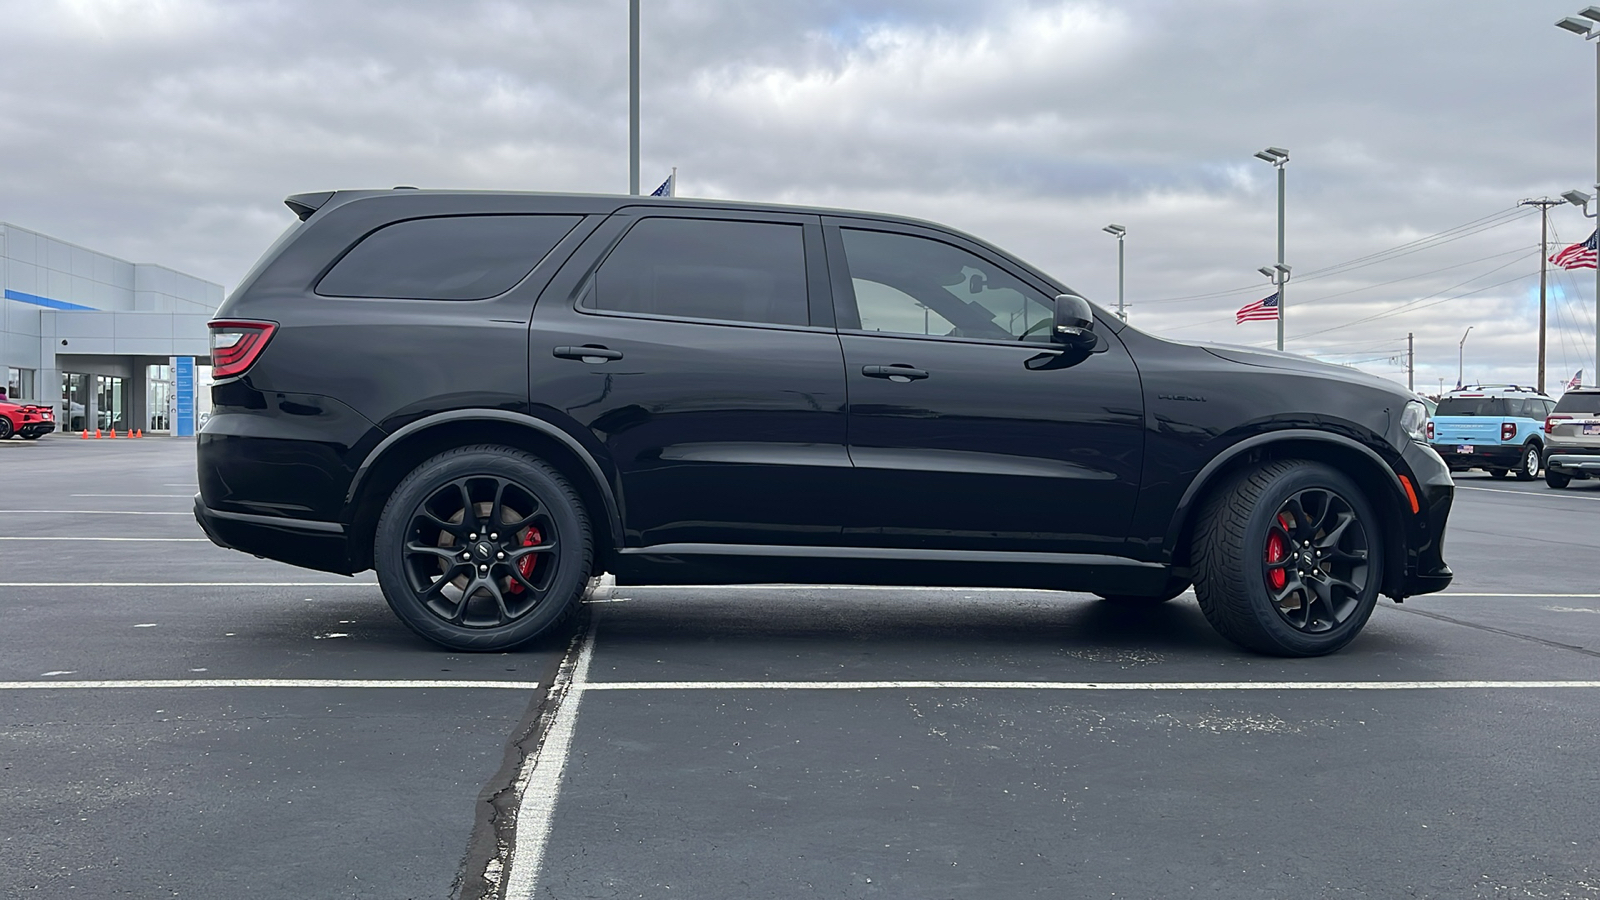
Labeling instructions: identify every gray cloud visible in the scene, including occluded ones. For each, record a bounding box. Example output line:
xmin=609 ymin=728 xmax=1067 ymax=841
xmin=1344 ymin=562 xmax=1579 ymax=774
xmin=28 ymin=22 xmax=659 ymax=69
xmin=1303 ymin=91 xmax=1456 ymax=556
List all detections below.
xmin=1 ymin=0 xmax=1595 ymax=390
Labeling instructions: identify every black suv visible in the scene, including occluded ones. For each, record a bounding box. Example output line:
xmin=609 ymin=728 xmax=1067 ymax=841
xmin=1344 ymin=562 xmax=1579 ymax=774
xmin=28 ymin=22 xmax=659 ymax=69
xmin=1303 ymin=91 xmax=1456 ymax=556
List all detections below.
xmin=194 ymin=190 xmax=1453 ymax=657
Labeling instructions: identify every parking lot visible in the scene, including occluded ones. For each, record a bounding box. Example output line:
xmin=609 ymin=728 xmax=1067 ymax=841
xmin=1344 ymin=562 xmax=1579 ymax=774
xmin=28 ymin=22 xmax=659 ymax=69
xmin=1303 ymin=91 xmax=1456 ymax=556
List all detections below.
xmin=3 ymin=437 xmax=1599 ymax=899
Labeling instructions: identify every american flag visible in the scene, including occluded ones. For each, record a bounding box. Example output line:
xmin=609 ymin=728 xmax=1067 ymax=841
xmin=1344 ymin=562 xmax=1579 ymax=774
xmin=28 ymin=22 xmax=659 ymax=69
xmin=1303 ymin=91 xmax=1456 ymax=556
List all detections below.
xmin=1569 ymin=369 xmax=1585 ymax=390
xmin=649 ymin=174 xmax=674 ymax=197
xmin=1551 ymin=230 xmax=1598 ymax=269
xmin=1236 ymin=292 xmax=1279 ymax=323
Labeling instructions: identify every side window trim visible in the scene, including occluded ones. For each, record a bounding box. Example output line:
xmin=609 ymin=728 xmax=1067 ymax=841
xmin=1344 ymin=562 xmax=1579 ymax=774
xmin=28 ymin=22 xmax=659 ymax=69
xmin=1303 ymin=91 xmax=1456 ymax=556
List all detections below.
xmin=822 ymin=219 xmax=1062 ymax=346
xmin=573 ymin=210 xmax=829 ymax=330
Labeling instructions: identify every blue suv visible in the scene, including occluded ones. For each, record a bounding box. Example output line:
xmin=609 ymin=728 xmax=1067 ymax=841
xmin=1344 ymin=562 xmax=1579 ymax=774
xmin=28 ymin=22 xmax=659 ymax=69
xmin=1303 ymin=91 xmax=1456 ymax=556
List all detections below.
xmin=1429 ymin=385 xmax=1554 ymax=480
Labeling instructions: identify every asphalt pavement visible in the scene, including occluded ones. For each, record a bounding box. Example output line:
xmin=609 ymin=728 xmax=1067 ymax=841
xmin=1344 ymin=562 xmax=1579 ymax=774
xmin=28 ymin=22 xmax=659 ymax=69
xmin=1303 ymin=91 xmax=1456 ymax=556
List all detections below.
xmin=2 ymin=437 xmax=1597 ymax=899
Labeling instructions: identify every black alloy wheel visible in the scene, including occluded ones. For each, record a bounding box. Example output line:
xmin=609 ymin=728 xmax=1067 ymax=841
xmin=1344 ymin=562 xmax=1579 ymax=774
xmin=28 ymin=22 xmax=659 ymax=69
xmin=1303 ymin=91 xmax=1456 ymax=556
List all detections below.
xmin=1193 ymin=460 xmax=1383 ymax=656
xmin=1514 ymin=444 xmax=1541 ymax=481
xmin=374 ymin=446 xmax=591 ymax=651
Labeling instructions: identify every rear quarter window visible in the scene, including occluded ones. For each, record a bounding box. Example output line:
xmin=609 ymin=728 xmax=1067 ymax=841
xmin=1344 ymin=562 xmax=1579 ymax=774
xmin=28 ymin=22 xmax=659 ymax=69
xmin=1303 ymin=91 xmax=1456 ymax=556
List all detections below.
xmin=1553 ymin=391 xmax=1600 ymax=414
xmin=317 ymin=215 xmax=581 ymax=300
xmin=1435 ymin=397 xmax=1507 ymax=417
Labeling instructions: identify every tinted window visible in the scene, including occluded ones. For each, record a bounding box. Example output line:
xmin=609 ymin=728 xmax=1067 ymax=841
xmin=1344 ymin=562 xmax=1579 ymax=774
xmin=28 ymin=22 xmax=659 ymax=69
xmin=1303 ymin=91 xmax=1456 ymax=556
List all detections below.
xmin=1435 ymin=397 xmax=1507 ymax=417
xmin=838 ymin=229 xmax=1054 ymax=342
xmin=1554 ymin=391 xmax=1600 ymax=414
xmin=588 ymin=218 xmax=809 ymax=326
xmin=318 ymin=215 xmax=581 ymax=300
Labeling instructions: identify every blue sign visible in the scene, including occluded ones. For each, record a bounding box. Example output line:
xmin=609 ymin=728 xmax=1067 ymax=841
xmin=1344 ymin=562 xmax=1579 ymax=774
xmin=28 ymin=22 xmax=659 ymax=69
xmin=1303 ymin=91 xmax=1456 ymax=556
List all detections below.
xmin=175 ymin=357 xmax=196 ymax=437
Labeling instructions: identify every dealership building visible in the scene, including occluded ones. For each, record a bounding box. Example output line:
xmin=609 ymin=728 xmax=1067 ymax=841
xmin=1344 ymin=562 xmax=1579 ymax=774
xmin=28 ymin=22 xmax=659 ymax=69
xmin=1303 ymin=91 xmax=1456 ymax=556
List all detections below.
xmin=0 ymin=222 xmax=221 ymax=436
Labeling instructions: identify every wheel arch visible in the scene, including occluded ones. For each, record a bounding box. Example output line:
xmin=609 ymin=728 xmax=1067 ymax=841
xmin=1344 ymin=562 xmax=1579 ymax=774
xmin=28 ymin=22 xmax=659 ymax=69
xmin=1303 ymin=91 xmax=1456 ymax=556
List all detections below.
xmin=1165 ymin=431 xmax=1410 ymax=598
xmin=342 ymin=410 xmax=623 ymax=573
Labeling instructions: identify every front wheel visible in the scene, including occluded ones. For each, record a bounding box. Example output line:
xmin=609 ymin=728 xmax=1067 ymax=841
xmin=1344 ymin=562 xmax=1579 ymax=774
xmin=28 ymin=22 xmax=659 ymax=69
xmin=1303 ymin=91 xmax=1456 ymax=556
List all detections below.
xmin=0 ymin=418 xmax=12 ymax=440
xmin=1546 ymin=469 xmax=1572 ymax=489
xmin=373 ymin=445 xmax=593 ymax=652
xmin=1193 ymin=460 xmax=1383 ymax=657
xmin=1514 ymin=444 xmax=1541 ymax=481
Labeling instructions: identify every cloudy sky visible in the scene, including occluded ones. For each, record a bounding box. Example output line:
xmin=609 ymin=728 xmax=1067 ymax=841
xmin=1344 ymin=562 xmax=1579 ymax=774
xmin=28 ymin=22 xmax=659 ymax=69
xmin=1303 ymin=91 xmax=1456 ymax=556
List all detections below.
xmin=2 ymin=0 xmax=1598 ymax=393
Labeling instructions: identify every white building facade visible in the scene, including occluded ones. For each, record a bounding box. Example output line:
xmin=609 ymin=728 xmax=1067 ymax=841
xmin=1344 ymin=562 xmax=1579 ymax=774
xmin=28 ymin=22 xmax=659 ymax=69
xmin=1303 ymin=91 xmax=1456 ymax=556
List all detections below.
xmin=0 ymin=222 xmax=220 ymax=435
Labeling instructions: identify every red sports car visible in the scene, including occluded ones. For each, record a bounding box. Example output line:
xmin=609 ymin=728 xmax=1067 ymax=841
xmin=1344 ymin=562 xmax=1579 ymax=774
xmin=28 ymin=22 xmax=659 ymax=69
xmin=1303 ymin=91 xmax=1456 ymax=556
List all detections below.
xmin=0 ymin=399 xmax=55 ymax=440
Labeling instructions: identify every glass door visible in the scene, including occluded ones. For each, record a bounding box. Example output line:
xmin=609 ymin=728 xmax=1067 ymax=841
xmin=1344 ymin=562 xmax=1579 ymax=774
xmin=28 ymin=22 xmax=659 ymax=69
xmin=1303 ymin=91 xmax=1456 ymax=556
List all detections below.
xmin=147 ymin=365 xmax=173 ymax=434
xmin=95 ymin=375 xmax=126 ymax=433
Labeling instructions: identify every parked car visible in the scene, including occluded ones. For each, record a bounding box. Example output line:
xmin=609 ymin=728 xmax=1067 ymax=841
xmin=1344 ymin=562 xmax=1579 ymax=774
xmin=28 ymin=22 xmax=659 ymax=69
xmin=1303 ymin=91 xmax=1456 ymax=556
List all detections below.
xmin=1543 ymin=387 xmax=1600 ymax=488
xmin=0 ymin=398 xmax=55 ymax=440
xmin=194 ymin=189 xmax=1455 ymax=657
xmin=1428 ymin=385 xmax=1553 ymax=480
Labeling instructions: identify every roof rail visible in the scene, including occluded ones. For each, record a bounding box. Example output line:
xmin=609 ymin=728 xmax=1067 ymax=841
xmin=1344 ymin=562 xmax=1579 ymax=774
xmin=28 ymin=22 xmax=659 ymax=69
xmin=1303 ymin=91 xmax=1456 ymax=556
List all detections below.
xmin=1453 ymin=383 xmax=1545 ymax=394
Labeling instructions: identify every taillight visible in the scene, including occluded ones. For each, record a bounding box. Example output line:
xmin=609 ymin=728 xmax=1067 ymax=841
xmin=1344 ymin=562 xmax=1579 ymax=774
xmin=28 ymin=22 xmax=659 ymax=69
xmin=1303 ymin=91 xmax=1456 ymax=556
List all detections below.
xmin=1545 ymin=414 xmax=1572 ymax=434
xmin=208 ymin=320 xmax=277 ymax=379
xmin=1426 ymin=420 xmax=1434 ymax=440
xmin=1501 ymin=422 xmax=1516 ymax=441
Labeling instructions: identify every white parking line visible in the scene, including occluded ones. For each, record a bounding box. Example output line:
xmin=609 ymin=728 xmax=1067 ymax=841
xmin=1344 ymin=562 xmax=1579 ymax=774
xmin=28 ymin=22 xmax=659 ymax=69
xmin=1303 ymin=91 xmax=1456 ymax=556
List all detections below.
xmin=584 ymin=679 xmax=1600 ymax=691
xmin=0 ymin=509 xmax=191 ymax=515
xmin=1457 ymin=485 xmax=1600 ymax=501
xmin=1434 ymin=592 xmax=1600 ymax=598
xmin=0 ymin=581 xmax=376 ymax=587
xmin=70 ymin=494 xmax=194 ymax=498
xmin=0 ymin=537 xmax=209 ymax=542
xmin=0 ymin=679 xmax=539 ymax=690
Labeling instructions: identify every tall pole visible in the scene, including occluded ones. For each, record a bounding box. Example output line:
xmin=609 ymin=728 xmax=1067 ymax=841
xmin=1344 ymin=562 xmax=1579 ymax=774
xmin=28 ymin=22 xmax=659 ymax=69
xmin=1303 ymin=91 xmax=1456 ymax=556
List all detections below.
xmin=1458 ymin=325 xmax=1474 ymax=389
xmin=1407 ymin=332 xmax=1414 ymax=392
xmin=629 ymin=0 xmax=640 ymax=196
xmin=1594 ymin=37 xmax=1598 ymax=385
xmin=1117 ymin=236 xmax=1126 ymax=321
xmin=1276 ymin=163 xmax=1287 ymax=352
xmin=1522 ymin=198 xmax=1561 ymax=393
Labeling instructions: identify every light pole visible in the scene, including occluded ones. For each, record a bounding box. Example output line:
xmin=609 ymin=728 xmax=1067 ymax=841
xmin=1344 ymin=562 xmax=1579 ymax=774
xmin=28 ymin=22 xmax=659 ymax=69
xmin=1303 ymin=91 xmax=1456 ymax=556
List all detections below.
xmin=1556 ymin=8 xmax=1600 ymax=385
xmin=1103 ymin=224 xmax=1127 ymax=321
xmin=1258 ymin=263 xmax=1291 ymax=334
xmin=1254 ymin=147 xmax=1289 ymax=350
xmin=1458 ymin=325 xmax=1474 ymax=389
xmin=629 ymin=0 xmax=640 ymax=195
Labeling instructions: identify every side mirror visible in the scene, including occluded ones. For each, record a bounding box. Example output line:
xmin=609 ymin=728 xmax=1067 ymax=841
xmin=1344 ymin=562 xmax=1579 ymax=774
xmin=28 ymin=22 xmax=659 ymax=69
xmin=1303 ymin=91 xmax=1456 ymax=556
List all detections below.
xmin=1051 ymin=293 xmax=1096 ymax=349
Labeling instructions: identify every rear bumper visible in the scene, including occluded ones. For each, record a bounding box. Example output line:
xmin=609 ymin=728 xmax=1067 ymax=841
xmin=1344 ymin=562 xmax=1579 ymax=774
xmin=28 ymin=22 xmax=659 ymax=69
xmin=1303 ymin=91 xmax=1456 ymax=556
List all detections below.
xmin=1546 ymin=452 xmax=1600 ymax=474
xmin=19 ymin=423 xmax=55 ymax=437
xmin=193 ymin=495 xmax=356 ymax=575
xmin=1430 ymin=442 xmax=1521 ymax=468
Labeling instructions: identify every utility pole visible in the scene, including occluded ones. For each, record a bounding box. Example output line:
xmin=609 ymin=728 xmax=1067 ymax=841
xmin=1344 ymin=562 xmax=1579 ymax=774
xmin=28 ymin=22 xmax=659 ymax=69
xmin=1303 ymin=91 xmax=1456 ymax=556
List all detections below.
xmin=1521 ymin=197 xmax=1562 ymax=393
xmin=629 ymin=0 xmax=640 ymax=196
xmin=1407 ymin=332 xmax=1414 ymax=391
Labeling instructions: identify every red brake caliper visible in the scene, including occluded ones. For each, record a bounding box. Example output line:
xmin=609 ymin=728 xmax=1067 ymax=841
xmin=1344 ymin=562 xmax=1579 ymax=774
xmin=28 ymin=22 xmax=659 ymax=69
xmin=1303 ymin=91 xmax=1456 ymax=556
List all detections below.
xmin=505 ymin=526 xmax=542 ymax=595
xmin=1265 ymin=516 xmax=1290 ymax=590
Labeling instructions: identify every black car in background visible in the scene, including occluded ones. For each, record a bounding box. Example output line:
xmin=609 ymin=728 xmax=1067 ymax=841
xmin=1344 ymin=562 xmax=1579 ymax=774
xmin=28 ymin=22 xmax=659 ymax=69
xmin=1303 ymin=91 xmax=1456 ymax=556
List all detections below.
xmin=194 ymin=190 xmax=1454 ymax=657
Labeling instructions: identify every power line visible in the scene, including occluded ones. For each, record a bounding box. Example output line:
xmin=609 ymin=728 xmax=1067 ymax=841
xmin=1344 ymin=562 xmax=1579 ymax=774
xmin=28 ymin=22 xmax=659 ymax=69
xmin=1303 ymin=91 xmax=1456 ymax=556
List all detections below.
xmin=1288 ymin=263 xmax=1539 ymax=342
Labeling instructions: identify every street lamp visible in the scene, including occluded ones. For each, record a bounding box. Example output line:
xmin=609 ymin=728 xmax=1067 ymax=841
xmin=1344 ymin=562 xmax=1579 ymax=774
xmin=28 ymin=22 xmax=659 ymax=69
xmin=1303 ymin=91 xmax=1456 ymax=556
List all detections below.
xmin=1255 ymin=147 xmax=1290 ymax=351
xmin=1103 ymin=224 xmax=1127 ymax=321
xmin=1555 ymin=7 xmax=1600 ymax=386
xmin=1458 ymin=325 xmax=1474 ymax=389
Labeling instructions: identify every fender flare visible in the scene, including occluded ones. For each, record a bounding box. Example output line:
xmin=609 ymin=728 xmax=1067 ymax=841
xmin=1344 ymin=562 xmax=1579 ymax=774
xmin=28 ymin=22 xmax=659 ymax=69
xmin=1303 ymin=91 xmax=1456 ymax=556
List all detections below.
xmin=1162 ymin=429 xmax=1407 ymax=559
xmin=344 ymin=409 xmax=624 ymax=547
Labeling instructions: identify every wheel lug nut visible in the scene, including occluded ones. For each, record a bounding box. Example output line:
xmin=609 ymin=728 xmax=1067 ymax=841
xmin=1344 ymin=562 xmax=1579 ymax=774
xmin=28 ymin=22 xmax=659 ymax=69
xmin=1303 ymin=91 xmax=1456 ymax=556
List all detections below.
xmin=490 ymin=533 xmax=498 ymax=540
xmin=497 ymin=551 xmax=505 ymax=559
xmin=469 ymin=533 xmax=478 ymax=540
xmin=479 ymin=565 xmax=488 ymax=573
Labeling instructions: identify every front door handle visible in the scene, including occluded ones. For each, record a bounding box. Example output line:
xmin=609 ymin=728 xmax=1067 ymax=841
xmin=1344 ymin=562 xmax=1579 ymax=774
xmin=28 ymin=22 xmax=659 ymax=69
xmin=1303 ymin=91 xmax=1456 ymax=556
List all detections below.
xmin=553 ymin=345 xmax=624 ymax=364
xmin=862 ymin=364 xmax=929 ymax=382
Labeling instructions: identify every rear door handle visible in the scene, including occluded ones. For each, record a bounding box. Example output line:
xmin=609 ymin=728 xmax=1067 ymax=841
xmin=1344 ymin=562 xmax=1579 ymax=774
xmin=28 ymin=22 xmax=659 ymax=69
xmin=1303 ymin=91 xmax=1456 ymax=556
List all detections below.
xmin=862 ymin=364 xmax=929 ymax=382
xmin=553 ymin=345 xmax=624 ymax=363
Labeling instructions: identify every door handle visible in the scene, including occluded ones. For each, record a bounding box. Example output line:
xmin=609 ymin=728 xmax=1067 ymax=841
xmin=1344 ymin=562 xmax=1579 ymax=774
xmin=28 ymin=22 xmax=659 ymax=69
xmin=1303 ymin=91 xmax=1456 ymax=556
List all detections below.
xmin=862 ymin=364 xmax=929 ymax=382
xmin=553 ymin=345 xmax=624 ymax=363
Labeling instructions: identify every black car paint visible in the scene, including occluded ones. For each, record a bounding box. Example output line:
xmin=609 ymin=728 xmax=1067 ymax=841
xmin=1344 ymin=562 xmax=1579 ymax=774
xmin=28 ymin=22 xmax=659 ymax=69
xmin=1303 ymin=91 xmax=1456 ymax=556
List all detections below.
xmin=195 ymin=190 xmax=1453 ymax=602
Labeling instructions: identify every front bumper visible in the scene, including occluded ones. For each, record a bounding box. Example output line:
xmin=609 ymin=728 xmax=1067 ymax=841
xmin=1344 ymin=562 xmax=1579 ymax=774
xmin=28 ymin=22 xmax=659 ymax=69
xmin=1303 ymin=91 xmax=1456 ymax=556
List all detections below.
xmin=193 ymin=495 xmax=356 ymax=575
xmin=1398 ymin=441 xmax=1453 ymax=598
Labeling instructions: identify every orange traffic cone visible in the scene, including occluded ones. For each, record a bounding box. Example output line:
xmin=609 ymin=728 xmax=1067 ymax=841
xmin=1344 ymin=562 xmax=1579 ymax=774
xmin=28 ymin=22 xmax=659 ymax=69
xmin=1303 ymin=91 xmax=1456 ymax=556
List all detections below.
xmin=95 ymin=429 xmax=101 ymax=439
xmin=80 ymin=430 xmax=88 ymax=439
xmin=109 ymin=428 xmax=117 ymax=439
xmin=134 ymin=429 xmax=143 ymax=438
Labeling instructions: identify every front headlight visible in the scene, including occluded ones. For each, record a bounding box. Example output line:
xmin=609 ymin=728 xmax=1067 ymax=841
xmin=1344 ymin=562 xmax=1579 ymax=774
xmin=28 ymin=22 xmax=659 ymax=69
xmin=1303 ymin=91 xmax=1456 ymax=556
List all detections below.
xmin=1400 ymin=400 xmax=1428 ymax=443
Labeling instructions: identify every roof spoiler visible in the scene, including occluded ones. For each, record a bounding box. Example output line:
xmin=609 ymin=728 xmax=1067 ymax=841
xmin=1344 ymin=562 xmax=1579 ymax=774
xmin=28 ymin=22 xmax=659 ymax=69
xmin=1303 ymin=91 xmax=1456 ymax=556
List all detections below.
xmin=284 ymin=191 xmax=336 ymax=221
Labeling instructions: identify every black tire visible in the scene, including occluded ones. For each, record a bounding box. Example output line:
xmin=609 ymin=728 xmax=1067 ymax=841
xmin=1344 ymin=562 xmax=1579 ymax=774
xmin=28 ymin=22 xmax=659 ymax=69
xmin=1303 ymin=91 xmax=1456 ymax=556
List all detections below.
xmin=1488 ymin=468 xmax=1508 ymax=479
xmin=1096 ymin=580 xmax=1191 ymax=604
xmin=1514 ymin=444 xmax=1541 ymax=481
xmin=1546 ymin=469 xmax=1572 ymax=489
xmin=0 ymin=418 xmax=12 ymax=440
xmin=1192 ymin=460 xmax=1383 ymax=657
xmin=373 ymin=445 xmax=592 ymax=651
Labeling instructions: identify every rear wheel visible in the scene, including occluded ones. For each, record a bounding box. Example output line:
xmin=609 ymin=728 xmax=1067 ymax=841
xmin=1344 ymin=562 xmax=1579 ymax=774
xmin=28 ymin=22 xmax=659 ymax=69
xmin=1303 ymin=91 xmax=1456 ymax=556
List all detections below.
xmin=373 ymin=445 xmax=592 ymax=651
xmin=1546 ymin=469 xmax=1572 ymax=489
xmin=1488 ymin=468 xmax=1508 ymax=479
xmin=1514 ymin=444 xmax=1541 ymax=481
xmin=1193 ymin=460 xmax=1382 ymax=657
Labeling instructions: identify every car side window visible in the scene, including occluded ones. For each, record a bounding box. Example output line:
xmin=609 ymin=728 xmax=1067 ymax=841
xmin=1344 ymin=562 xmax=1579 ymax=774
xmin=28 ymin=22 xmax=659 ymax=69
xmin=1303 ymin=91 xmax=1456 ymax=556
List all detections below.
xmin=317 ymin=215 xmax=581 ymax=300
xmin=837 ymin=228 xmax=1054 ymax=342
xmin=587 ymin=217 xmax=810 ymax=327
